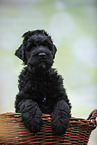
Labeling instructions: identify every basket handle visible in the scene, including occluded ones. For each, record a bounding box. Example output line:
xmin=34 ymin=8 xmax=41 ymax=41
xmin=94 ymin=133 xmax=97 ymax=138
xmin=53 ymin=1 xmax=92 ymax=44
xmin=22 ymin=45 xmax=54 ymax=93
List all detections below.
xmin=87 ymin=109 xmax=97 ymax=127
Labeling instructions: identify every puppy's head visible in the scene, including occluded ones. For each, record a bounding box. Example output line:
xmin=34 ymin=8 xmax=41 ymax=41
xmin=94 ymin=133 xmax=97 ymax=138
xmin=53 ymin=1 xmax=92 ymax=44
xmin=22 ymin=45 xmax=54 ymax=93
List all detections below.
xmin=15 ymin=30 xmax=57 ymax=72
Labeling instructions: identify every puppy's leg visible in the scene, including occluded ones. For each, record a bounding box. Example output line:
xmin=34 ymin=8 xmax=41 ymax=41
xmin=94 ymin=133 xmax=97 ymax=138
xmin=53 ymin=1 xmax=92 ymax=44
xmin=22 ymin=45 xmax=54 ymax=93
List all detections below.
xmin=17 ymin=99 xmax=43 ymax=133
xmin=51 ymin=100 xmax=70 ymax=135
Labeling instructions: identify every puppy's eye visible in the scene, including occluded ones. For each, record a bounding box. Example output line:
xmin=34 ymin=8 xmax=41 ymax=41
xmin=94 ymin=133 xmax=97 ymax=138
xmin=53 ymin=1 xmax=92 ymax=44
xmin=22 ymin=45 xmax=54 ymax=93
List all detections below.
xmin=41 ymin=40 xmax=52 ymax=51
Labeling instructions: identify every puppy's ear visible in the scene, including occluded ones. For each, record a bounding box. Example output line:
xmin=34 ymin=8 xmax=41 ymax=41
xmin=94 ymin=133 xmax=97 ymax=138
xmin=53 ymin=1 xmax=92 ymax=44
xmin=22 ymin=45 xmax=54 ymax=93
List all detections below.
xmin=52 ymin=45 xmax=57 ymax=59
xmin=22 ymin=31 xmax=32 ymax=41
xmin=15 ymin=44 xmax=25 ymax=62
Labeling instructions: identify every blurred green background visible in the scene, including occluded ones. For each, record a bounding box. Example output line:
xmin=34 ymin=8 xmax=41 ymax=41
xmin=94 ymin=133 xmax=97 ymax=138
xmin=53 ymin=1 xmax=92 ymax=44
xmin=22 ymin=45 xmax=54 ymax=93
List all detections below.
xmin=0 ymin=0 xmax=97 ymax=144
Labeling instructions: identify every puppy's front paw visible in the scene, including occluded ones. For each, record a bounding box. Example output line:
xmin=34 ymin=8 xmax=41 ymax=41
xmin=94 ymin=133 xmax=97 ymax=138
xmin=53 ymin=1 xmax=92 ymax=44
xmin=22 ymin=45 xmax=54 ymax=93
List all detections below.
xmin=51 ymin=118 xmax=67 ymax=135
xmin=18 ymin=99 xmax=43 ymax=133
xmin=22 ymin=112 xmax=43 ymax=133
xmin=29 ymin=117 xmax=43 ymax=133
xmin=51 ymin=100 xmax=71 ymax=135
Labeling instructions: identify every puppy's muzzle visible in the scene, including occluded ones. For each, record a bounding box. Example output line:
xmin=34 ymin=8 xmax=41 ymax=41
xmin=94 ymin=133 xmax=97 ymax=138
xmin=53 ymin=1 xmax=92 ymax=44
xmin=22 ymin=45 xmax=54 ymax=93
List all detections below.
xmin=39 ymin=53 xmax=46 ymax=59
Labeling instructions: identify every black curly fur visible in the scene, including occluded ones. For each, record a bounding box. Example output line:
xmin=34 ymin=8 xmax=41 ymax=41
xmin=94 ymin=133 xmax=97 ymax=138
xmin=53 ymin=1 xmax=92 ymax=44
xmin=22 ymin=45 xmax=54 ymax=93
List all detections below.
xmin=15 ymin=29 xmax=71 ymax=135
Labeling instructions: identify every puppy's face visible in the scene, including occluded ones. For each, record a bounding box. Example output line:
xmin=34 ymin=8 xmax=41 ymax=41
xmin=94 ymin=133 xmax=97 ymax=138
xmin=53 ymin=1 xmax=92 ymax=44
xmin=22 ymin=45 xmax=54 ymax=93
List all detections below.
xmin=15 ymin=30 xmax=57 ymax=72
xmin=25 ymin=39 xmax=54 ymax=72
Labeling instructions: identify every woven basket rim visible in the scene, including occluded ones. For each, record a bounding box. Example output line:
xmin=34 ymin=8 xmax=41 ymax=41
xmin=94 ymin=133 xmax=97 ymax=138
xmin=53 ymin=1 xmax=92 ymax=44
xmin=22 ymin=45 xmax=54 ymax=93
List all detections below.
xmin=0 ymin=111 xmax=96 ymax=125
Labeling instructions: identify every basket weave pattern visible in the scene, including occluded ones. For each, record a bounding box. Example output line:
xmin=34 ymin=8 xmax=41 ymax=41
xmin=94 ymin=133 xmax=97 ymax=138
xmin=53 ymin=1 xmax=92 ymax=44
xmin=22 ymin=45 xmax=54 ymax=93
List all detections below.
xmin=0 ymin=110 xmax=97 ymax=145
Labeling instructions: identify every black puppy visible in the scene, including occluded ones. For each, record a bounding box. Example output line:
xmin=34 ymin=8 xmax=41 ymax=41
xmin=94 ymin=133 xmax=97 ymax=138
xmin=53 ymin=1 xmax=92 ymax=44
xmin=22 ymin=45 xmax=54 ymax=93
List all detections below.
xmin=15 ymin=29 xmax=71 ymax=135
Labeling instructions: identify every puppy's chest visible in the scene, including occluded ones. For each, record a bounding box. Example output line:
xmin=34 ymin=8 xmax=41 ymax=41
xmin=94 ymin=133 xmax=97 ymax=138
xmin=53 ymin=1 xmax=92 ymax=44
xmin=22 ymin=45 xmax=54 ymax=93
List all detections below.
xmin=23 ymin=70 xmax=58 ymax=100
xmin=35 ymin=77 xmax=52 ymax=93
xmin=27 ymin=74 xmax=55 ymax=97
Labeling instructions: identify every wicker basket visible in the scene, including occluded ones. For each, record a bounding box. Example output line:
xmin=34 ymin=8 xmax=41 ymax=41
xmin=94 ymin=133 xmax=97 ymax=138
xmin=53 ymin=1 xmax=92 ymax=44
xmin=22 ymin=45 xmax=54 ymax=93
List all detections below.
xmin=0 ymin=110 xmax=97 ymax=145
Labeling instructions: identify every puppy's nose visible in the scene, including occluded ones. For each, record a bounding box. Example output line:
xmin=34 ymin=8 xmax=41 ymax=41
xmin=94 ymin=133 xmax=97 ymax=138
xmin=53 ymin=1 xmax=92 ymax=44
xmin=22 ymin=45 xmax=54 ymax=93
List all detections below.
xmin=39 ymin=53 xmax=46 ymax=58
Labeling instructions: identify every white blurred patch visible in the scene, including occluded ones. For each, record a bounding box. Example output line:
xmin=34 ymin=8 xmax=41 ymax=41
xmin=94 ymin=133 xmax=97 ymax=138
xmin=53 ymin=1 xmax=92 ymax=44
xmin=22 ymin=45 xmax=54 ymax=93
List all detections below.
xmin=72 ymin=36 xmax=97 ymax=66
xmin=55 ymin=0 xmax=66 ymax=10
xmin=49 ymin=12 xmax=74 ymax=46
